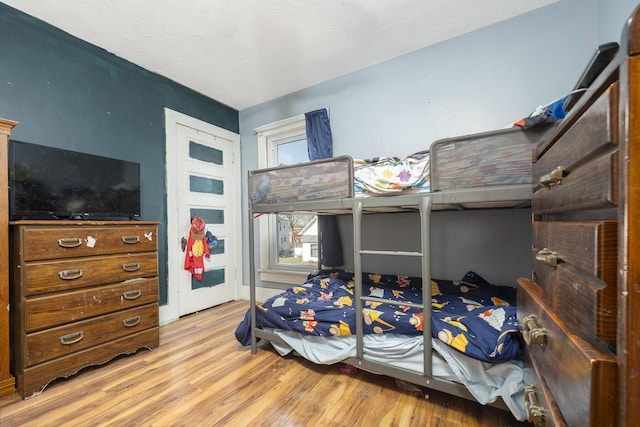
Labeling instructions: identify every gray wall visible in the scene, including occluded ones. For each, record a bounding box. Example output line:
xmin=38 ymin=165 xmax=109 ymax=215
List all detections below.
xmin=0 ymin=3 xmax=239 ymax=305
xmin=599 ymin=0 xmax=639 ymax=43
xmin=240 ymin=1 xmax=603 ymax=160
xmin=239 ymin=0 xmax=638 ymax=289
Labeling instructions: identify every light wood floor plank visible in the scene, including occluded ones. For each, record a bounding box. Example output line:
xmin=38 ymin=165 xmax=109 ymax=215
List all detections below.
xmin=0 ymin=300 xmax=530 ymax=426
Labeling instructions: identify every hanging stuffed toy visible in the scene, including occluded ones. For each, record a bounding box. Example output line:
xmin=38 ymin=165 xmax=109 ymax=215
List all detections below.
xmin=205 ymin=230 xmax=218 ymax=250
xmin=184 ymin=216 xmax=210 ymax=280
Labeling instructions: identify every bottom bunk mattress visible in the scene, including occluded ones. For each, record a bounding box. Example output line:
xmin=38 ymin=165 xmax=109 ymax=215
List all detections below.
xmin=235 ymin=269 xmax=526 ymax=420
xmin=236 ymin=269 xmax=522 ymax=363
xmin=263 ymin=330 xmax=526 ymax=421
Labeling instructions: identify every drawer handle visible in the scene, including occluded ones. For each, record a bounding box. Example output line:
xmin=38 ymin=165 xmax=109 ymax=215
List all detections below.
xmin=122 ymin=315 xmax=141 ymax=328
xmin=535 ymin=248 xmax=560 ymax=268
xmin=59 ymin=331 xmax=84 ymax=345
xmin=123 ymin=289 xmax=142 ymax=300
xmin=122 ymin=235 xmax=140 ymax=244
xmin=58 ymin=269 xmax=84 ymax=280
xmin=522 ymin=314 xmax=547 ymax=346
xmin=524 ymin=385 xmax=546 ymax=424
xmin=122 ymin=262 xmax=141 ymax=272
xmin=539 ymin=166 xmax=564 ymax=188
xmin=57 ymin=237 xmax=83 ymax=248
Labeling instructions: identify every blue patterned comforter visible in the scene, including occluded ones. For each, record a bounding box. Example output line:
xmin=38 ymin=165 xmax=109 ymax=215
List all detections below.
xmin=235 ymin=269 xmax=522 ymax=363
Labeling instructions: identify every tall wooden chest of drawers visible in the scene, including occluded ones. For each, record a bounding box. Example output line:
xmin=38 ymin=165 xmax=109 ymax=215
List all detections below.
xmin=9 ymin=220 xmax=160 ymax=399
xmin=0 ymin=118 xmax=18 ymax=398
xmin=518 ymin=5 xmax=640 ymax=424
xmin=520 ymin=80 xmax=620 ymax=426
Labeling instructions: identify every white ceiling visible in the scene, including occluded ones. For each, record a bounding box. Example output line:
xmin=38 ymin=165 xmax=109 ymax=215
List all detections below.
xmin=3 ymin=0 xmax=558 ymax=110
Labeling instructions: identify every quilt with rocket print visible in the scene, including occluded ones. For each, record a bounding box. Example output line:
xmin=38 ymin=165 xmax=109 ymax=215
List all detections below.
xmin=235 ymin=269 xmax=522 ymax=363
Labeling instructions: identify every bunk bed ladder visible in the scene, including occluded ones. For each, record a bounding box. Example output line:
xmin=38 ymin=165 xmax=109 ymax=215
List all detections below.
xmin=352 ymin=196 xmax=433 ymax=378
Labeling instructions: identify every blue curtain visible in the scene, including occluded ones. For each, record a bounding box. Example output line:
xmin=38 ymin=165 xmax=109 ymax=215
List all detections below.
xmin=305 ymin=108 xmax=343 ymax=267
xmin=306 ymin=109 xmax=333 ymax=160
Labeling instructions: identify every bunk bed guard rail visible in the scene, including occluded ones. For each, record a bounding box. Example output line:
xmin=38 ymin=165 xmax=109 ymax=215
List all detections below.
xmin=248 ymin=156 xmax=354 ymax=207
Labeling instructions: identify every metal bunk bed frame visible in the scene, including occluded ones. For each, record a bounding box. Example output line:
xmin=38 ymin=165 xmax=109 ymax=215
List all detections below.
xmin=247 ymin=156 xmax=532 ymax=409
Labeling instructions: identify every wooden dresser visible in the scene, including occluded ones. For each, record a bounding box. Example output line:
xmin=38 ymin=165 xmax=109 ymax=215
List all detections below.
xmin=518 ymin=4 xmax=640 ymax=425
xmin=0 ymin=118 xmax=18 ymax=397
xmin=9 ymin=220 xmax=160 ymax=399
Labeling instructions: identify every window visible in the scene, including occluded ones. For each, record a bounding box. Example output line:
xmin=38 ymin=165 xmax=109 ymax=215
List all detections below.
xmin=255 ymin=115 xmax=318 ymax=284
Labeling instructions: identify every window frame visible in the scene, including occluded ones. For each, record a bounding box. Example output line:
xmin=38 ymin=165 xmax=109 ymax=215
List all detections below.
xmin=254 ymin=114 xmax=316 ymax=284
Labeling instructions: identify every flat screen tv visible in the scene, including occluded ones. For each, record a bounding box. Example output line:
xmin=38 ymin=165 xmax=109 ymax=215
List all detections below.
xmin=9 ymin=140 xmax=141 ymax=221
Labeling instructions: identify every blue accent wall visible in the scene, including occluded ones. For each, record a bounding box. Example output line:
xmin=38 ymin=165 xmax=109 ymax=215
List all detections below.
xmin=0 ymin=3 xmax=239 ymax=305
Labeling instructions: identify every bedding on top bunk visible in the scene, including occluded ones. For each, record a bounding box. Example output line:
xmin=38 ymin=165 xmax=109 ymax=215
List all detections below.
xmin=235 ymin=269 xmax=522 ymax=364
xmin=352 ymin=151 xmax=430 ymax=195
xmin=351 ymin=135 xmax=535 ymax=194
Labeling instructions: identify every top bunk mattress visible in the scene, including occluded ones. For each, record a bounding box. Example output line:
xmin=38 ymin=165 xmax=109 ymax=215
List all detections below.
xmin=248 ymin=126 xmax=555 ymax=210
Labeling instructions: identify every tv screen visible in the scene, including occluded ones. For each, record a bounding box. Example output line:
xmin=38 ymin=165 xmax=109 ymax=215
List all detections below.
xmin=9 ymin=140 xmax=141 ymax=221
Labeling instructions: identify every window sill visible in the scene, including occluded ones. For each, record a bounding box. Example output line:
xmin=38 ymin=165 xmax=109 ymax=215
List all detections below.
xmin=258 ymin=268 xmax=311 ymax=285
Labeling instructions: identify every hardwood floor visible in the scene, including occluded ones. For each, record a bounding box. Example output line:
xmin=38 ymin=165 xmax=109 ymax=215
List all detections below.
xmin=0 ymin=300 xmax=530 ymax=426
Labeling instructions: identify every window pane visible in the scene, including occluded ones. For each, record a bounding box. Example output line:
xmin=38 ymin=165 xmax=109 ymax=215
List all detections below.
xmin=192 ymin=268 xmax=225 ymax=289
xmin=276 ymin=213 xmax=318 ymax=267
xmin=190 ymin=140 xmax=223 ymax=165
xmin=272 ymin=138 xmax=318 ymax=267
xmin=274 ymin=138 xmax=307 ymax=166
xmin=190 ymin=175 xmax=223 ymax=195
xmin=210 ymin=239 xmax=224 ymax=255
xmin=190 ymin=208 xmax=224 ymax=225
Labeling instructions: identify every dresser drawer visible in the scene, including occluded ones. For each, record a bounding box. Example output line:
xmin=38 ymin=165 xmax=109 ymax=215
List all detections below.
xmin=24 ymin=303 xmax=158 ymax=366
xmin=532 ymin=221 xmax=617 ymax=343
xmin=532 ymin=150 xmax=618 ymax=214
xmin=23 ymin=252 xmax=158 ymax=296
xmin=532 ymin=221 xmax=617 ymax=282
xmin=517 ymin=278 xmax=618 ymax=426
xmin=533 ymin=82 xmax=618 ymax=168
xmin=25 ymin=277 xmax=159 ymax=332
xmin=523 ymin=357 xmax=565 ymax=427
xmin=532 ymin=83 xmax=618 ymax=216
xmin=19 ymin=328 xmax=159 ymax=399
xmin=19 ymin=224 xmax=158 ymax=261
xmin=533 ymin=263 xmax=616 ymax=345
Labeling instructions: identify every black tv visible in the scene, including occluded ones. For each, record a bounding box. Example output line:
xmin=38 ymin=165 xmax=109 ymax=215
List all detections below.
xmin=9 ymin=140 xmax=141 ymax=221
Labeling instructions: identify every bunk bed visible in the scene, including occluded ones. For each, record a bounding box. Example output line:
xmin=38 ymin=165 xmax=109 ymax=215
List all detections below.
xmin=239 ymin=125 xmax=556 ymax=422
